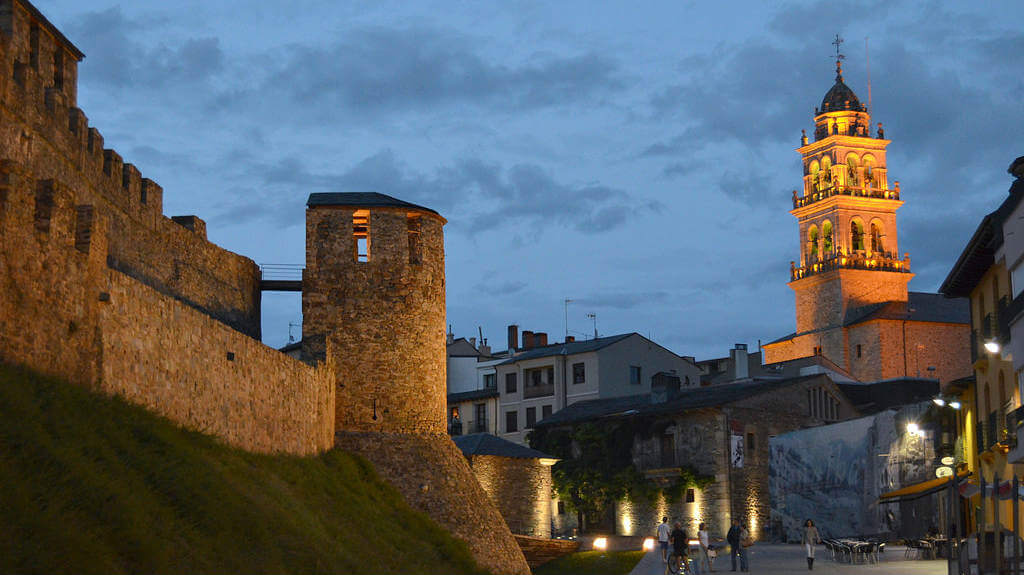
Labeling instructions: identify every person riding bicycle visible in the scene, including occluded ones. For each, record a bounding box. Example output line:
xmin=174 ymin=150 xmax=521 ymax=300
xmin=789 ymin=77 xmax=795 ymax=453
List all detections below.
xmin=667 ymin=522 xmax=690 ymax=574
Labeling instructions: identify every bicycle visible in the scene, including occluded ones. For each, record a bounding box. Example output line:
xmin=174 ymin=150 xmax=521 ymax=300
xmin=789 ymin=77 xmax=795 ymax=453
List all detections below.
xmin=665 ymin=551 xmax=693 ymax=575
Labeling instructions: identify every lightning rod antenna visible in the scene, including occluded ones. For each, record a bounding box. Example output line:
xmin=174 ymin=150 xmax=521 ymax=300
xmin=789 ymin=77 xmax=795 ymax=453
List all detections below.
xmin=865 ymin=36 xmax=872 ymax=118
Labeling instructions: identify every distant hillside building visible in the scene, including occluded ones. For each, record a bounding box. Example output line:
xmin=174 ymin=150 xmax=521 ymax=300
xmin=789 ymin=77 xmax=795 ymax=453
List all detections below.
xmin=761 ymin=57 xmax=972 ymax=385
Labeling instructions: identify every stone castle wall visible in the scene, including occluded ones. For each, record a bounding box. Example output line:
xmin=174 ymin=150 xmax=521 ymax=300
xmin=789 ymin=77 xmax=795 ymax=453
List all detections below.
xmin=0 ymin=3 xmax=261 ymax=337
xmin=100 ymin=269 xmax=335 ymax=454
xmin=0 ymin=160 xmax=335 ymax=454
xmin=468 ymin=455 xmax=554 ymax=538
xmin=303 ymin=207 xmax=447 ymax=435
xmin=335 ymin=432 xmax=532 ymax=575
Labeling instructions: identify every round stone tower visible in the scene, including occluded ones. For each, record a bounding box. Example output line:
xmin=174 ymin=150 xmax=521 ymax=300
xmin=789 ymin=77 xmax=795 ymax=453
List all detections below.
xmin=302 ymin=192 xmax=447 ymax=435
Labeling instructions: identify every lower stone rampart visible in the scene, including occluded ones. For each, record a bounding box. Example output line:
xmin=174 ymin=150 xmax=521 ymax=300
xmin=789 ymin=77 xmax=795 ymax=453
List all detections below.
xmin=512 ymin=535 xmax=579 ymax=569
xmin=468 ymin=454 xmax=553 ymax=538
xmin=334 ymin=432 xmax=531 ymax=575
xmin=99 ymin=270 xmax=335 ymax=454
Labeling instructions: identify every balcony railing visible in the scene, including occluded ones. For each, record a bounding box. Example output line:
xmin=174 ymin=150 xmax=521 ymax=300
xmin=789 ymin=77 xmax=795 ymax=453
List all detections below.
xmin=523 ymin=383 xmax=555 ymax=399
xmin=792 ymin=184 xmax=899 ymax=209
xmin=791 ymin=251 xmax=911 ymax=281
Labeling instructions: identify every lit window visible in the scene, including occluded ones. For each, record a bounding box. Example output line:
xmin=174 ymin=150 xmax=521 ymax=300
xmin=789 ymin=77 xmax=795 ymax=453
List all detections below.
xmin=353 ymin=209 xmax=370 ymax=262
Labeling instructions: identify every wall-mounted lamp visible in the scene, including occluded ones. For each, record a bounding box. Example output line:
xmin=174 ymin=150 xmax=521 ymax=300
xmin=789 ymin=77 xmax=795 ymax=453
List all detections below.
xmin=985 ymin=340 xmax=1001 ymax=354
xmin=932 ymin=398 xmax=946 ymax=407
xmin=949 ymin=401 xmax=962 ymax=410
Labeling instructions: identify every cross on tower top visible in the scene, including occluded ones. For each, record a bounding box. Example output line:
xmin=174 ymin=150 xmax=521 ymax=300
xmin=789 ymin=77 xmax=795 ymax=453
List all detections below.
xmin=832 ymin=34 xmax=845 ymax=61
xmin=832 ymin=34 xmax=845 ymax=81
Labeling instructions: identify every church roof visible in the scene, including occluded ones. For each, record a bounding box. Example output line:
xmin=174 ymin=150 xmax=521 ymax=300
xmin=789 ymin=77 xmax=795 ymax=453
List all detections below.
xmin=843 ymin=292 xmax=970 ymax=326
xmin=820 ymin=62 xmax=865 ymax=113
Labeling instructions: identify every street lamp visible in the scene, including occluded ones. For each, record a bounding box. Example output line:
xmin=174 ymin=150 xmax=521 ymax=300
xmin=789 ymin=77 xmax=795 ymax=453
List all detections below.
xmin=985 ymin=340 xmax=1001 ymax=354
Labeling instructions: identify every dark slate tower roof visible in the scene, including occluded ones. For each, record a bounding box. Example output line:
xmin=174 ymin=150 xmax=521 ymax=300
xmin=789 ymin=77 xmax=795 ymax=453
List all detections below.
xmin=820 ymin=61 xmax=865 ymax=113
xmin=306 ymin=192 xmax=441 ymax=217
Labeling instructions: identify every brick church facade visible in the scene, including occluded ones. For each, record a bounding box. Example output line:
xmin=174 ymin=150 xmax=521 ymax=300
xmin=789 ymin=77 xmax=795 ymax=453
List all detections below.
xmin=761 ymin=57 xmax=972 ymax=384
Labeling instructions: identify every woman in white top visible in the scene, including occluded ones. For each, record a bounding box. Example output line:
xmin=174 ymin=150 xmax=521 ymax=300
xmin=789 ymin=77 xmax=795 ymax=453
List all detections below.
xmin=697 ymin=522 xmax=712 ymax=572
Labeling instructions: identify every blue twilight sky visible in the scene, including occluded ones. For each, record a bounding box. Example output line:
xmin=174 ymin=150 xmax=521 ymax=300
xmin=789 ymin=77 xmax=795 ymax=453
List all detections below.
xmin=37 ymin=0 xmax=1024 ymax=359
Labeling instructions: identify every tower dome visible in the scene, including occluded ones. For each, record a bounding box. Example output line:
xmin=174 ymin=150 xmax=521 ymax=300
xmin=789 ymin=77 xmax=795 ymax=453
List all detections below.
xmin=820 ymin=61 xmax=864 ymax=113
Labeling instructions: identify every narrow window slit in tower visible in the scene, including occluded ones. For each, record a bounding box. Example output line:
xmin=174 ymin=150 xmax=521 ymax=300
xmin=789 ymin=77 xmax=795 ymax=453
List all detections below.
xmin=53 ymin=48 xmax=63 ymax=90
xmin=29 ymin=24 xmax=39 ymax=70
xmin=353 ymin=209 xmax=370 ymax=262
xmin=407 ymin=214 xmax=422 ymax=264
xmin=34 ymin=181 xmax=54 ymax=234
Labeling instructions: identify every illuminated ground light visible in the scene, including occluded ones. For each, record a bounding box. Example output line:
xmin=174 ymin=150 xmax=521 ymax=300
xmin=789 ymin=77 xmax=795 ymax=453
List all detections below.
xmin=643 ymin=538 xmax=655 ymax=551
xmin=593 ymin=537 xmax=608 ymax=551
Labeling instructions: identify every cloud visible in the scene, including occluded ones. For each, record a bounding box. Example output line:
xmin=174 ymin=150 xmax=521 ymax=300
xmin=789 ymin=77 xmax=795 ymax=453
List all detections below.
xmin=233 ymin=26 xmax=623 ymax=121
xmin=68 ymin=7 xmax=224 ymax=90
xmin=214 ymin=149 xmax=658 ymax=236
xmin=577 ymin=291 xmax=670 ymax=310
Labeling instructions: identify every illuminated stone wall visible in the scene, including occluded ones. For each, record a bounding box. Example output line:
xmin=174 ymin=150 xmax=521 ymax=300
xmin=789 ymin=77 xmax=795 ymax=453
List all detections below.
xmin=335 ymin=432 xmax=532 ymax=575
xmin=303 ymin=206 xmax=447 ymax=435
xmin=465 ymin=454 xmax=554 ymax=538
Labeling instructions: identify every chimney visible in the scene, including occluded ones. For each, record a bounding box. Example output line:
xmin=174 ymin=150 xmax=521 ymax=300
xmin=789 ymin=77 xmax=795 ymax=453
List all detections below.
xmin=730 ymin=343 xmax=749 ymax=380
xmin=447 ymin=324 xmax=454 ymax=345
xmin=651 ymin=372 xmax=682 ymax=404
xmin=469 ymin=337 xmax=477 ymax=349
xmin=565 ymin=336 xmax=575 ymax=343
xmin=535 ymin=332 xmax=548 ymax=347
xmin=478 ymin=338 xmax=491 ymax=356
xmin=508 ymin=325 xmax=519 ymax=351
xmin=522 ymin=330 xmax=535 ymax=350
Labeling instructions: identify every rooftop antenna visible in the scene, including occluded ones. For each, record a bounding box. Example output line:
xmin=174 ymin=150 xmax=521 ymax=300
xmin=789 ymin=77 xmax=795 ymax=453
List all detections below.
xmin=865 ymin=36 xmax=873 ymax=118
xmin=586 ymin=313 xmax=598 ymax=339
xmin=564 ymin=298 xmax=574 ymax=341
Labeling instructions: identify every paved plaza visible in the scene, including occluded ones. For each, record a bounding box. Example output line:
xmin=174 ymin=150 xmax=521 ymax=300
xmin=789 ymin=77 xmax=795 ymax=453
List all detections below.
xmin=629 ymin=545 xmax=947 ymax=575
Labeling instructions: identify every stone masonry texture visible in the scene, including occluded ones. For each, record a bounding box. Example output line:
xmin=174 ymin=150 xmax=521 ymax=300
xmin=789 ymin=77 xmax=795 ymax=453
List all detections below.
xmin=468 ymin=454 xmax=554 ymax=538
xmin=303 ymin=206 xmax=447 ymax=435
xmin=335 ymin=432 xmax=532 ymax=575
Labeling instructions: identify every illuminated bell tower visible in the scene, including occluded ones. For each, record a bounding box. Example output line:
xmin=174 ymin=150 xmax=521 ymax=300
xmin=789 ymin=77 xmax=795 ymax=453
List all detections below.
xmin=788 ymin=49 xmax=913 ymax=335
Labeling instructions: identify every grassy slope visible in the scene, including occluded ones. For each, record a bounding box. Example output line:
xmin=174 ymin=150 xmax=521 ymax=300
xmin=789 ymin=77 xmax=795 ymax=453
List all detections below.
xmin=532 ymin=550 xmax=645 ymax=575
xmin=0 ymin=365 xmax=484 ymax=575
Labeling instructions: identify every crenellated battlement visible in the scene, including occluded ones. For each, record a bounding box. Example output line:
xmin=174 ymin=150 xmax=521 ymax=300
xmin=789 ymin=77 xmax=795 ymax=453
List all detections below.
xmin=0 ymin=0 xmax=260 ymax=337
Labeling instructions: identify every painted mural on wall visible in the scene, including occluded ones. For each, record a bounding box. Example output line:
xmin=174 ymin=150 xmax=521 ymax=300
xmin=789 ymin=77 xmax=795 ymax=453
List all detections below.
xmin=769 ymin=402 xmax=936 ymax=542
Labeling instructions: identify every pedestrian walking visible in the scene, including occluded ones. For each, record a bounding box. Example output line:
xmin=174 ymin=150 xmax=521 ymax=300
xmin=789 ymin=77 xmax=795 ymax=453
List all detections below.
xmin=697 ymin=522 xmax=712 ymax=572
xmin=658 ymin=516 xmax=672 ymax=563
xmin=727 ymin=519 xmax=742 ymax=572
xmin=803 ymin=519 xmax=821 ymax=570
xmin=737 ymin=524 xmax=751 ymax=572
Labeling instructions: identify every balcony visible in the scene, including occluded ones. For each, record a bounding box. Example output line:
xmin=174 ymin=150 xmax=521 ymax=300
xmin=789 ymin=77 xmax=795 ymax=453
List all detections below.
xmin=523 ymin=383 xmax=555 ymax=399
xmin=1008 ymin=406 xmax=1024 ymax=463
xmin=472 ymin=419 xmax=488 ymax=434
xmin=791 ymin=251 xmax=911 ymax=281
xmin=792 ymin=184 xmax=899 ymax=210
